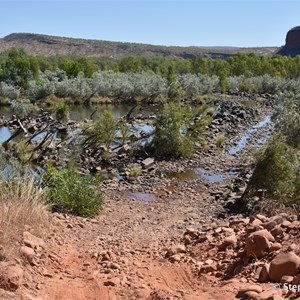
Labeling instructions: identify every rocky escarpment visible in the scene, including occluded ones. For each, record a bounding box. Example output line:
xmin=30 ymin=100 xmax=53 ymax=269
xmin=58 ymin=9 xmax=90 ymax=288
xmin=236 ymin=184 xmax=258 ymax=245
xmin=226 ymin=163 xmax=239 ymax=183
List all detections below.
xmin=278 ymin=26 xmax=300 ymax=57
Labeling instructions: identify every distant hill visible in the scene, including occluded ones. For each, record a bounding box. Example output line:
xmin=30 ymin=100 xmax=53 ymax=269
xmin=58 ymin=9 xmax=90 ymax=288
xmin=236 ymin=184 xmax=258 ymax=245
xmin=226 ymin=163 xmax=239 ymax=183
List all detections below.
xmin=0 ymin=33 xmax=278 ymax=58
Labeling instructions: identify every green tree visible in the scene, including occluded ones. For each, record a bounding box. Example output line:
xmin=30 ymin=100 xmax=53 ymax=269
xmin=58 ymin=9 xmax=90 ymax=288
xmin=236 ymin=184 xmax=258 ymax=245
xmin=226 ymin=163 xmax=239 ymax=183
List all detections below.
xmin=0 ymin=47 xmax=39 ymax=89
xmin=151 ymin=103 xmax=211 ymax=159
xmin=83 ymin=110 xmax=118 ymax=149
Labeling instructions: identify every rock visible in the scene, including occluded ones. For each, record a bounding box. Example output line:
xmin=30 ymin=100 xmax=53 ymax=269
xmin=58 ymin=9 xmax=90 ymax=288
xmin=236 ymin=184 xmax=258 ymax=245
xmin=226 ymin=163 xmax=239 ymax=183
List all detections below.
xmin=104 ymin=277 xmax=120 ymax=287
xmin=224 ymin=235 xmax=237 ymax=245
xmin=257 ymin=289 xmax=282 ymax=300
xmin=238 ymin=284 xmax=263 ymax=294
xmin=258 ymin=263 xmax=270 ymax=282
xmin=245 ymin=230 xmax=274 ymax=258
xmin=20 ymin=246 xmax=35 ymax=264
xmin=256 ymin=214 xmax=268 ymax=222
xmin=0 ymin=265 xmax=24 ymax=291
xmin=269 ymin=252 xmax=300 ymax=282
xmin=280 ymin=275 xmax=294 ymax=284
xmin=251 ymin=218 xmax=263 ymax=226
xmin=199 ymin=264 xmax=217 ymax=274
xmin=170 ymin=254 xmax=181 ymax=263
xmin=23 ymin=231 xmax=46 ymax=250
xmin=142 ymin=158 xmax=155 ymax=169
xmin=166 ymin=244 xmax=186 ymax=258
xmin=270 ymin=243 xmax=282 ymax=252
xmin=263 ymin=221 xmax=277 ymax=231
xmin=270 ymin=226 xmax=283 ymax=238
xmin=279 ymin=26 xmax=300 ymax=57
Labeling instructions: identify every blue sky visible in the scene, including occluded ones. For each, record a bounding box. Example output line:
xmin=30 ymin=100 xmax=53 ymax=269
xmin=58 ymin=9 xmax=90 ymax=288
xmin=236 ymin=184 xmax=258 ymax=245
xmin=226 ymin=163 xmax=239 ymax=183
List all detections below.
xmin=0 ymin=1 xmax=299 ymax=47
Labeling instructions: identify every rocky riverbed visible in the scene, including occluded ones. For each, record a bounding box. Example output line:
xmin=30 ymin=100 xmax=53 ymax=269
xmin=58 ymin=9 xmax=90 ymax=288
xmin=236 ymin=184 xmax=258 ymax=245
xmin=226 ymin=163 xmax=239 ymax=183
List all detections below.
xmin=2 ymin=94 xmax=293 ymax=300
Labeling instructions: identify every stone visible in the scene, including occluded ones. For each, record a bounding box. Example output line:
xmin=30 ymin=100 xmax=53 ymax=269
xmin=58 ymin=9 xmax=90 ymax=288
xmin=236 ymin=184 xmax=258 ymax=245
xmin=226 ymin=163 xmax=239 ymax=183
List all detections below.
xmin=20 ymin=246 xmax=35 ymax=264
xmin=104 ymin=277 xmax=120 ymax=287
xmin=223 ymin=235 xmax=237 ymax=245
xmin=263 ymin=221 xmax=277 ymax=231
xmin=258 ymin=263 xmax=270 ymax=282
xmin=236 ymin=290 xmax=259 ymax=299
xmin=258 ymin=289 xmax=282 ymax=300
xmin=246 ymin=230 xmax=274 ymax=258
xmin=280 ymin=275 xmax=294 ymax=284
xmin=269 ymin=243 xmax=282 ymax=252
xmin=0 ymin=265 xmax=24 ymax=291
xmin=170 ymin=254 xmax=181 ymax=263
xmin=199 ymin=264 xmax=217 ymax=274
xmin=23 ymin=231 xmax=46 ymax=250
xmin=251 ymin=219 xmax=263 ymax=226
xmin=238 ymin=284 xmax=263 ymax=294
xmin=166 ymin=244 xmax=186 ymax=258
xmin=256 ymin=214 xmax=268 ymax=222
xmin=270 ymin=226 xmax=283 ymax=238
xmin=269 ymin=252 xmax=300 ymax=282
xmin=142 ymin=158 xmax=155 ymax=169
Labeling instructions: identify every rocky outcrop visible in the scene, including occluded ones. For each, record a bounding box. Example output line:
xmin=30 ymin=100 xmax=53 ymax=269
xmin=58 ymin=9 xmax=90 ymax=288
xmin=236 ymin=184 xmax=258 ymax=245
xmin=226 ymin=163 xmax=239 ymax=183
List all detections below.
xmin=278 ymin=26 xmax=300 ymax=57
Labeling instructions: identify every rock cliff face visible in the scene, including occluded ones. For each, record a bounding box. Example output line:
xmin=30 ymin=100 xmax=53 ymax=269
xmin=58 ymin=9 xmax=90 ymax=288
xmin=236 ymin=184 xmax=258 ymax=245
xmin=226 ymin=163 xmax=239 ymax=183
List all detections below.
xmin=278 ymin=26 xmax=300 ymax=56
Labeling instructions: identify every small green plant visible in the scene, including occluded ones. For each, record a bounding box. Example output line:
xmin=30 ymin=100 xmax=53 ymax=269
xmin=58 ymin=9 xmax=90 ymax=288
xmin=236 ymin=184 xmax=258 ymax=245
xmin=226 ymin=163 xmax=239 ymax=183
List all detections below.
xmin=55 ymin=103 xmax=69 ymax=120
xmin=244 ymin=134 xmax=299 ymax=203
xmin=151 ymin=103 xmax=211 ymax=159
xmin=43 ymin=165 xmax=102 ymax=217
xmin=128 ymin=165 xmax=142 ymax=179
xmin=83 ymin=110 xmax=118 ymax=149
xmin=214 ymin=134 xmax=226 ymax=148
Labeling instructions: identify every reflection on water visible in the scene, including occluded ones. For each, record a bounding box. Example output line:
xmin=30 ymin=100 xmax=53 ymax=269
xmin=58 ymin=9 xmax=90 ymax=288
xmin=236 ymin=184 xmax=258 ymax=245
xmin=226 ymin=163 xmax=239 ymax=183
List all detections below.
xmin=228 ymin=116 xmax=271 ymax=155
xmin=68 ymin=104 xmax=158 ymax=121
xmin=0 ymin=127 xmax=12 ymax=142
xmin=167 ymin=168 xmax=225 ymax=183
xmin=124 ymin=192 xmax=157 ymax=201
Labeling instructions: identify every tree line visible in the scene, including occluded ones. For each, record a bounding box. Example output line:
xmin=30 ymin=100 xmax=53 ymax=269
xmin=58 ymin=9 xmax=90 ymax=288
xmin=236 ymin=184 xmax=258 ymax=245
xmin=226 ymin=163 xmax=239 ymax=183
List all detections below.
xmin=2 ymin=48 xmax=300 ymax=91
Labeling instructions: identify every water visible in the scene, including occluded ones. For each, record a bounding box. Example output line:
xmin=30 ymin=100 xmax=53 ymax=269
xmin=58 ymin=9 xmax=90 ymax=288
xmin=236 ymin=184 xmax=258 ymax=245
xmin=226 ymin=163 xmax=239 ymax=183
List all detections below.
xmin=167 ymin=168 xmax=225 ymax=183
xmin=0 ymin=127 xmax=12 ymax=142
xmin=123 ymin=192 xmax=157 ymax=201
xmin=0 ymin=104 xmax=156 ymax=143
xmin=228 ymin=116 xmax=271 ymax=155
xmin=194 ymin=168 xmax=225 ymax=183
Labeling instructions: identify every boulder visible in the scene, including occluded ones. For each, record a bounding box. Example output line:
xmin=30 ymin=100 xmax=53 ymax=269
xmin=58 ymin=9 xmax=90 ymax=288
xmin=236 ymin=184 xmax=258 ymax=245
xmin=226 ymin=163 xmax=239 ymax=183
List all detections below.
xmin=245 ymin=230 xmax=274 ymax=258
xmin=23 ymin=231 xmax=46 ymax=250
xmin=20 ymin=246 xmax=35 ymax=264
xmin=269 ymin=252 xmax=300 ymax=282
xmin=0 ymin=265 xmax=24 ymax=291
xmin=258 ymin=263 xmax=270 ymax=282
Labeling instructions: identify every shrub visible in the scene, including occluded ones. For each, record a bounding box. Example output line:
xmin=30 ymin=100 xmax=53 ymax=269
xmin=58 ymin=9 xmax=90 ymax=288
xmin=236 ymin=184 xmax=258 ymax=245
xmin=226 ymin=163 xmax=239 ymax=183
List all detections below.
xmin=82 ymin=110 xmax=118 ymax=149
xmin=43 ymin=165 xmax=102 ymax=217
xmin=151 ymin=103 xmax=211 ymax=159
xmin=55 ymin=103 xmax=69 ymax=120
xmin=244 ymin=134 xmax=299 ymax=203
xmin=214 ymin=134 xmax=226 ymax=148
xmin=10 ymin=99 xmax=37 ymax=119
xmin=128 ymin=164 xmax=142 ymax=179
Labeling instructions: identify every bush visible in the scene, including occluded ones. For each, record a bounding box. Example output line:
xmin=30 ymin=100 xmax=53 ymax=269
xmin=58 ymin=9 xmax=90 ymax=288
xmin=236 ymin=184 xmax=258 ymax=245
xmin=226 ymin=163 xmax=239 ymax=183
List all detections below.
xmin=214 ymin=134 xmax=226 ymax=148
xmin=82 ymin=110 xmax=118 ymax=149
xmin=10 ymin=99 xmax=37 ymax=119
xmin=43 ymin=165 xmax=102 ymax=217
xmin=151 ymin=103 xmax=211 ymax=159
xmin=55 ymin=103 xmax=69 ymax=120
xmin=245 ymin=134 xmax=299 ymax=203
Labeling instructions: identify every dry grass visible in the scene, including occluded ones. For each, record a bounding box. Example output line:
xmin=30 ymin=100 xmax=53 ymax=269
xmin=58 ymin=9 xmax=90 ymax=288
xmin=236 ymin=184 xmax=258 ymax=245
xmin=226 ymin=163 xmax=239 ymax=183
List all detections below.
xmin=0 ymin=175 xmax=51 ymax=260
